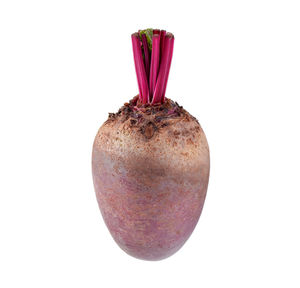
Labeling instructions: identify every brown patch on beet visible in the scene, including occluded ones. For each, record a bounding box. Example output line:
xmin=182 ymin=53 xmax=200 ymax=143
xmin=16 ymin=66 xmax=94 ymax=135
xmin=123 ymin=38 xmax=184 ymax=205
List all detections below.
xmin=130 ymin=119 xmax=137 ymax=126
xmin=187 ymin=138 xmax=194 ymax=145
xmin=141 ymin=122 xmax=157 ymax=139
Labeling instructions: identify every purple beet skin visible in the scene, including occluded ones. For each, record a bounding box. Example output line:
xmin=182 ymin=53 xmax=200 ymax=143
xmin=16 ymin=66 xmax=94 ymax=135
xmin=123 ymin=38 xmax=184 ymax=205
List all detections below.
xmin=92 ymin=29 xmax=210 ymax=260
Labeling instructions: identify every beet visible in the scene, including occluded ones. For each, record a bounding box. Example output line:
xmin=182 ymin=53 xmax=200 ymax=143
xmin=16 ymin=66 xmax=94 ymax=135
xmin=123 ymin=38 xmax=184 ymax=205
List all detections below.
xmin=92 ymin=29 xmax=210 ymax=260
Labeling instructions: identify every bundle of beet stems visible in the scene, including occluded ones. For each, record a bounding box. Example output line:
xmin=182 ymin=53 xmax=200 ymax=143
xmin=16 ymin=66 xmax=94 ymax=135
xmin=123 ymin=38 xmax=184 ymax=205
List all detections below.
xmin=132 ymin=29 xmax=174 ymax=104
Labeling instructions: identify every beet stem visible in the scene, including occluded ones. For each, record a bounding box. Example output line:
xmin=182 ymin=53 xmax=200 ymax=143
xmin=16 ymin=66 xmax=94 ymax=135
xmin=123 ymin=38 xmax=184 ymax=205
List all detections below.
xmin=131 ymin=35 xmax=142 ymax=101
xmin=161 ymin=33 xmax=174 ymax=102
xmin=152 ymin=34 xmax=174 ymax=104
xmin=132 ymin=33 xmax=149 ymax=104
xmin=141 ymin=34 xmax=150 ymax=80
xmin=149 ymin=34 xmax=160 ymax=100
xmin=160 ymin=30 xmax=166 ymax=64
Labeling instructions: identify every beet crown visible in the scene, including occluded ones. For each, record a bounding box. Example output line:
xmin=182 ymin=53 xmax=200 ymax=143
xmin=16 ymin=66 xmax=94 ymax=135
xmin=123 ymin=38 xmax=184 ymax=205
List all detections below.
xmin=106 ymin=96 xmax=198 ymax=140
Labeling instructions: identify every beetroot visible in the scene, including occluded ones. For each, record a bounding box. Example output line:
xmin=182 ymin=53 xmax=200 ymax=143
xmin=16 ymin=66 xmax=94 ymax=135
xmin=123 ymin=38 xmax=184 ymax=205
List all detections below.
xmin=92 ymin=29 xmax=210 ymax=260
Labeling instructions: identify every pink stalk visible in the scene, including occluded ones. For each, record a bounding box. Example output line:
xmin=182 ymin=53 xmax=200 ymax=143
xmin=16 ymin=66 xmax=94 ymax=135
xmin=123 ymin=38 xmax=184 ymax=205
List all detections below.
xmin=161 ymin=33 xmax=174 ymax=102
xmin=131 ymin=36 xmax=142 ymax=101
xmin=131 ymin=33 xmax=149 ymax=104
xmin=141 ymin=34 xmax=150 ymax=80
xmin=149 ymin=34 xmax=160 ymax=99
xmin=160 ymin=30 xmax=166 ymax=63
xmin=152 ymin=34 xmax=174 ymax=104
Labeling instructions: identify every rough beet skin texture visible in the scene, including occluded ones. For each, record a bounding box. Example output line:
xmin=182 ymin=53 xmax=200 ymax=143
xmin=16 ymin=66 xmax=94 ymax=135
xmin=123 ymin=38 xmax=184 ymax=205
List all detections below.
xmin=92 ymin=97 xmax=210 ymax=260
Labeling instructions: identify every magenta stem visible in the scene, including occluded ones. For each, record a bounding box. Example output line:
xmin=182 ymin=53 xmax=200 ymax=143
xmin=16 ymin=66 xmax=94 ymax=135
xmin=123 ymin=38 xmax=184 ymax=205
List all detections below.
xmin=160 ymin=30 xmax=166 ymax=64
xmin=131 ymin=35 xmax=142 ymax=101
xmin=131 ymin=33 xmax=149 ymax=104
xmin=161 ymin=33 xmax=174 ymax=102
xmin=152 ymin=34 xmax=174 ymax=104
xmin=141 ymin=34 xmax=150 ymax=80
xmin=149 ymin=34 xmax=160 ymax=99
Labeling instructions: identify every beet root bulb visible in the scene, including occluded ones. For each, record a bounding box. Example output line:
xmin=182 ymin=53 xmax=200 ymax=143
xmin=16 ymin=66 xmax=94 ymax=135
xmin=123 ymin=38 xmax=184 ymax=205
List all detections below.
xmin=92 ymin=98 xmax=210 ymax=260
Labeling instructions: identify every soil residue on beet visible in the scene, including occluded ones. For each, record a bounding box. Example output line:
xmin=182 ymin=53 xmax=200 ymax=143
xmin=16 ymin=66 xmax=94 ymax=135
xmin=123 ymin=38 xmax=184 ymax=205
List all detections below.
xmin=105 ymin=96 xmax=198 ymax=139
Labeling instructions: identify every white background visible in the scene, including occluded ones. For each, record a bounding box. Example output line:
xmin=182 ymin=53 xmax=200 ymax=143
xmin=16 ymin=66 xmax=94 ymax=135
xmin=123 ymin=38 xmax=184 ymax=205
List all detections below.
xmin=0 ymin=0 xmax=299 ymax=287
